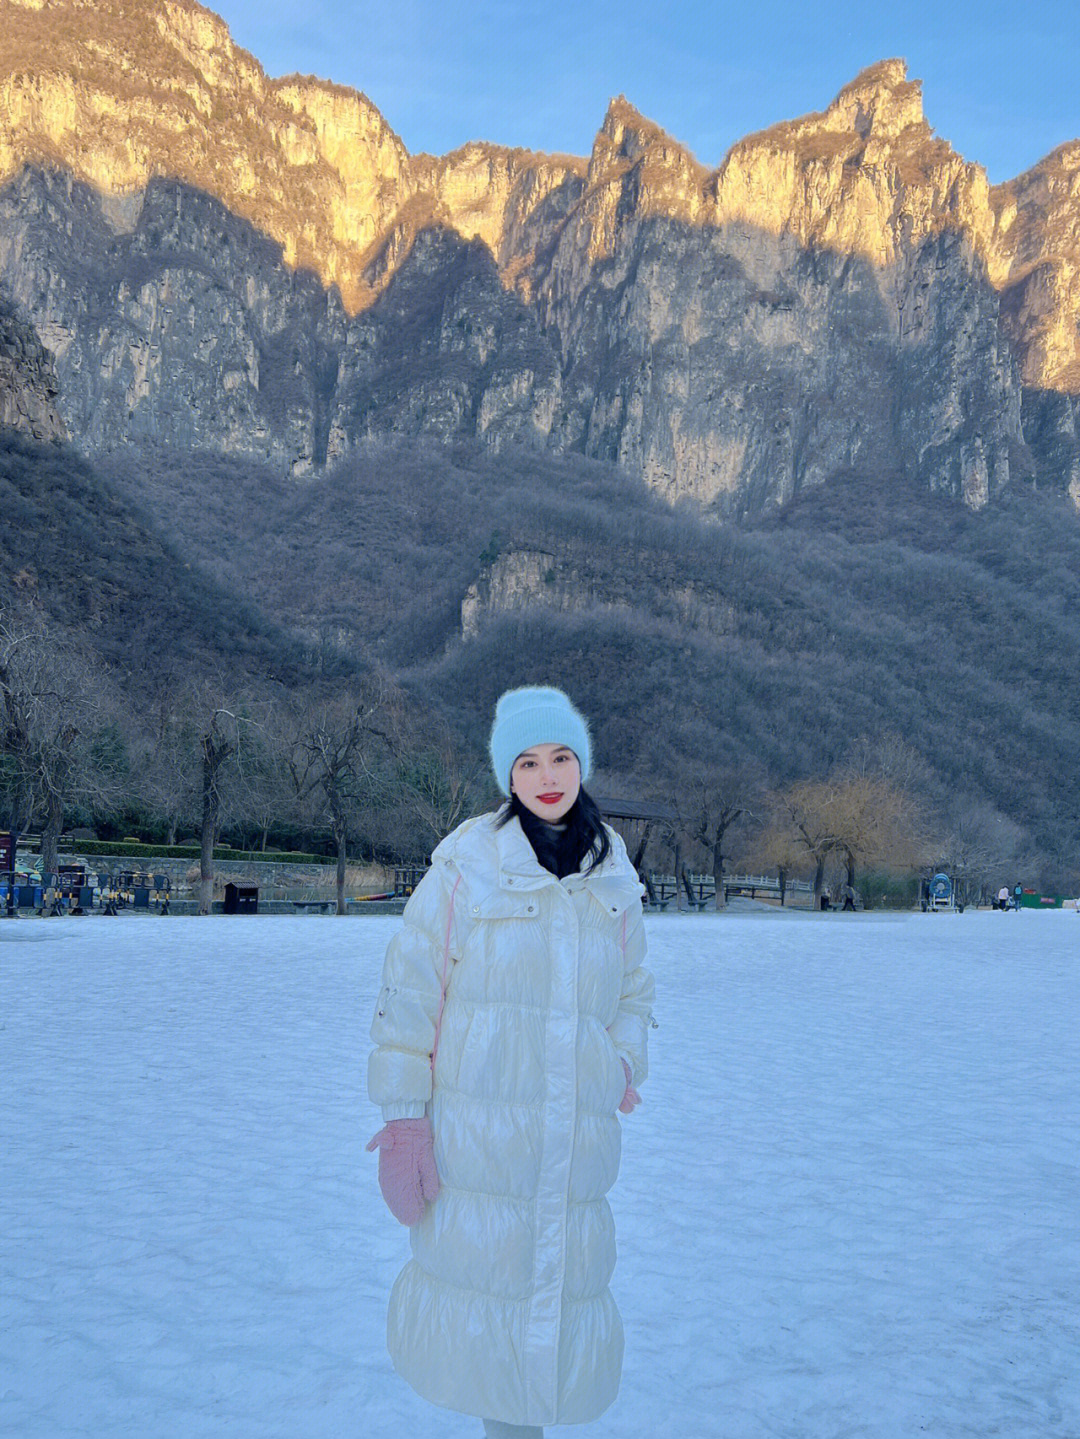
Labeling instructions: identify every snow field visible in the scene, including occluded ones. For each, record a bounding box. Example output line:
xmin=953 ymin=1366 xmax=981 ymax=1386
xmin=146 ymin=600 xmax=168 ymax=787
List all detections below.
xmin=1 ymin=910 xmax=1078 ymax=1438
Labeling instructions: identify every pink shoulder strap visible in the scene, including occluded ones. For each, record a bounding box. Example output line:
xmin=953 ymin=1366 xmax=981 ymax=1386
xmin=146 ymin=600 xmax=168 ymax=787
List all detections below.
xmin=430 ymin=873 xmax=462 ymax=1074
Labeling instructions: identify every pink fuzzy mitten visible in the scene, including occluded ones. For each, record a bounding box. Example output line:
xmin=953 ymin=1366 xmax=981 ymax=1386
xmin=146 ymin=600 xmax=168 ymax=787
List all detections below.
xmin=366 ymin=1117 xmax=440 ymax=1225
xmin=618 ymin=1058 xmax=642 ymax=1114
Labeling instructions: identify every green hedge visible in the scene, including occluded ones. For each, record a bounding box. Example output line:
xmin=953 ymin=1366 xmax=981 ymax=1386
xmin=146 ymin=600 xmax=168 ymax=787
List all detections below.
xmin=859 ymin=871 xmax=921 ymax=910
xmin=66 ymin=840 xmax=336 ymax=864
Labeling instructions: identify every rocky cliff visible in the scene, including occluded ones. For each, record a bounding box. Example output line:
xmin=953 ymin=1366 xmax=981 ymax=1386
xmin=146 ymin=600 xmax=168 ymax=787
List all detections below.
xmin=0 ymin=289 xmax=65 ymax=440
xmin=1 ymin=0 xmax=1077 ymax=508
xmin=461 ymin=544 xmax=736 ymax=638
xmin=0 ymin=0 xmax=578 ymax=310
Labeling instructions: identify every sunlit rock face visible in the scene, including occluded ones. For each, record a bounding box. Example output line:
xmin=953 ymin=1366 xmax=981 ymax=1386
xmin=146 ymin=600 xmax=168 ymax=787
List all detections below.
xmin=991 ymin=142 xmax=1080 ymax=394
xmin=0 ymin=0 xmax=1077 ymax=508
xmin=0 ymin=0 xmax=411 ymax=309
xmin=0 ymin=0 xmax=576 ymax=311
xmin=530 ymin=71 xmax=1023 ymax=510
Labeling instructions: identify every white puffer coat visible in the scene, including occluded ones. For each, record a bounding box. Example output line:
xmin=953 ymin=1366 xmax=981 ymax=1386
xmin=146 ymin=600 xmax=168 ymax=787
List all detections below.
xmin=368 ymin=812 xmax=654 ymax=1427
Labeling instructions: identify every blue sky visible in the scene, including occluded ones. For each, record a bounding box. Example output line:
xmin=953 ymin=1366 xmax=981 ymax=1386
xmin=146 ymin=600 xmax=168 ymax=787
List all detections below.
xmin=208 ymin=0 xmax=1077 ymax=183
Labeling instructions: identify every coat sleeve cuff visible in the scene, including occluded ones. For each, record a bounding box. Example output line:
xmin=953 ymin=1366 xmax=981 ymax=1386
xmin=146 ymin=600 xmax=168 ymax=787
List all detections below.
xmin=381 ymin=1101 xmax=428 ymax=1121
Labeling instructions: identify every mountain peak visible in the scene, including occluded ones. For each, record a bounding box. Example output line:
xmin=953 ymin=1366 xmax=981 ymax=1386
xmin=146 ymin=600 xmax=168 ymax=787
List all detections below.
xmin=825 ymin=59 xmax=926 ymax=140
xmin=600 ymin=96 xmax=673 ymax=154
xmin=732 ymin=57 xmax=933 ymax=161
xmin=590 ymin=95 xmax=706 ymax=186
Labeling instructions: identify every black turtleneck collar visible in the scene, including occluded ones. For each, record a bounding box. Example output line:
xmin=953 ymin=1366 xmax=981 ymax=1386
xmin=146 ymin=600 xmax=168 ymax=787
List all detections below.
xmin=516 ymin=805 xmax=584 ymax=880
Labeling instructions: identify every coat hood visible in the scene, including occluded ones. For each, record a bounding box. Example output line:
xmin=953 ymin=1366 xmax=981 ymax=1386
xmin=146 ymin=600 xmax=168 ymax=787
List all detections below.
xmin=432 ymin=812 xmax=643 ymax=918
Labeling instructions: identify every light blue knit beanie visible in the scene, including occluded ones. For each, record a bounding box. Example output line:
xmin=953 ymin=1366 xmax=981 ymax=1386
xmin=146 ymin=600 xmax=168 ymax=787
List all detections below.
xmin=489 ymin=686 xmax=592 ymax=797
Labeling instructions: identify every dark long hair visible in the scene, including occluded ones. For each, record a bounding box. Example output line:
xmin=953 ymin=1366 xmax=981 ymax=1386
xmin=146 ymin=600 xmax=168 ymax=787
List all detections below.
xmin=496 ymin=786 xmax=612 ymax=877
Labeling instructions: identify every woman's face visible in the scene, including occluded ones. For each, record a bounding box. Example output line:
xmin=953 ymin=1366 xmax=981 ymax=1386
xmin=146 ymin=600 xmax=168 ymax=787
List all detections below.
xmin=510 ymin=743 xmax=581 ymax=823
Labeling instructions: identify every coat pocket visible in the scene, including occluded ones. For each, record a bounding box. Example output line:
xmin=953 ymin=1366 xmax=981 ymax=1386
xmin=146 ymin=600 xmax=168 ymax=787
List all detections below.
xmin=606 ymin=1035 xmax=627 ymax=1113
xmin=585 ymin=1023 xmax=626 ymax=1115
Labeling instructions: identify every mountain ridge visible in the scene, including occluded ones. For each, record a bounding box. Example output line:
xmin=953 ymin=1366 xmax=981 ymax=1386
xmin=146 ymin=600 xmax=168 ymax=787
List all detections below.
xmin=2 ymin=0 xmax=1076 ymax=386
xmin=0 ymin=0 xmax=1077 ymax=512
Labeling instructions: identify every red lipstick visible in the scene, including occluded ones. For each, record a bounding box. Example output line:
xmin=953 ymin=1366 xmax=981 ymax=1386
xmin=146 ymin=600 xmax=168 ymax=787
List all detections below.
xmin=537 ymin=793 xmax=564 ymax=804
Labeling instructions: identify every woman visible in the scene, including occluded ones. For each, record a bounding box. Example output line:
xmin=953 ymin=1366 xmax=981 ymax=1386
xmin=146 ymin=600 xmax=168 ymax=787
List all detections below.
xmin=367 ymin=686 xmax=655 ymax=1437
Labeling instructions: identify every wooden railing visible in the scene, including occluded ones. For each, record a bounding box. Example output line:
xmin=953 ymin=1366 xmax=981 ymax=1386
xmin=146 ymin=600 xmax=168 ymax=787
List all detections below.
xmin=645 ymin=871 xmax=814 ymax=909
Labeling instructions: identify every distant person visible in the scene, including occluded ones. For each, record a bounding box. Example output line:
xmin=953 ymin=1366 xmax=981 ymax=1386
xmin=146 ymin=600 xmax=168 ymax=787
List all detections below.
xmin=1013 ymin=883 xmax=1023 ymax=911
xmin=997 ymin=885 xmax=1010 ymax=911
xmin=366 ymin=686 xmax=655 ymax=1438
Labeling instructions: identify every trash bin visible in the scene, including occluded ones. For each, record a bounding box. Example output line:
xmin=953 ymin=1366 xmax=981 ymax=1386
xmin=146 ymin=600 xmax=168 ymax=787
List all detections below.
xmin=223 ymin=883 xmax=258 ymax=914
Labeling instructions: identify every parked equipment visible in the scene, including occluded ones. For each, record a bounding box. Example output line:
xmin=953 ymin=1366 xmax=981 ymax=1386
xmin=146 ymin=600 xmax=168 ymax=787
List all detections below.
xmin=920 ymin=872 xmax=965 ymax=913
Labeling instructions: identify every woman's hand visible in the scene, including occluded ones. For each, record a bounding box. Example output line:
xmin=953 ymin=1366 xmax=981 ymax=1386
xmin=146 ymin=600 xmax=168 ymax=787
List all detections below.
xmin=618 ymin=1057 xmax=642 ymax=1114
xmin=366 ymin=1117 xmax=441 ymax=1224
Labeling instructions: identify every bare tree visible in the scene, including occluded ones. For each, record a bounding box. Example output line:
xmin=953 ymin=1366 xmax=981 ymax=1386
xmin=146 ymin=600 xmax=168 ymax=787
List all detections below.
xmin=745 ymin=819 xmax=806 ymax=907
xmin=761 ymin=772 xmax=928 ymax=906
xmin=233 ymin=702 xmax=304 ymax=852
xmin=675 ymin=764 xmax=762 ymax=910
xmin=38 ymin=675 xmax=118 ymax=873
xmin=843 ymin=732 xmax=936 ymax=799
xmin=0 ymin=608 xmax=117 ymax=876
xmin=384 ymin=702 xmax=489 ymax=852
xmin=289 ymin=683 xmax=387 ymax=914
xmin=160 ymin=679 xmax=261 ymax=915
xmin=135 ymin=677 xmax=203 ymax=846
xmin=828 ymin=775 xmax=927 ymax=892
xmin=198 ymin=706 xmax=238 ymax=914
xmin=933 ymin=797 xmax=1028 ymax=906
xmin=0 ymin=614 xmax=37 ymax=914
xmin=766 ymin=780 xmax=843 ymax=905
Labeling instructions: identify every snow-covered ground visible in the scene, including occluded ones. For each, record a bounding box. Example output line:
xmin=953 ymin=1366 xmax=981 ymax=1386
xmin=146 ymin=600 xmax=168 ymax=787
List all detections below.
xmin=2 ymin=909 xmax=1078 ymax=1439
